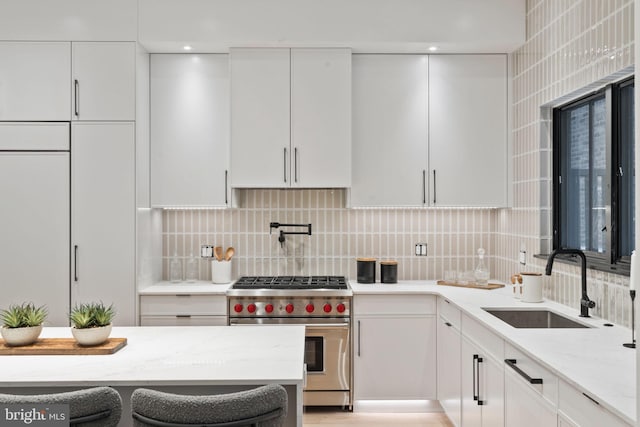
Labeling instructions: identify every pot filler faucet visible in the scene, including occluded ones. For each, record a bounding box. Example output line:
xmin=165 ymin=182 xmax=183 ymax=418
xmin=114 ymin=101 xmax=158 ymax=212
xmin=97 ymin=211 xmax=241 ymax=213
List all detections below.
xmin=545 ymin=248 xmax=596 ymax=317
xmin=269 ymin=222 xmax=312 ymax=248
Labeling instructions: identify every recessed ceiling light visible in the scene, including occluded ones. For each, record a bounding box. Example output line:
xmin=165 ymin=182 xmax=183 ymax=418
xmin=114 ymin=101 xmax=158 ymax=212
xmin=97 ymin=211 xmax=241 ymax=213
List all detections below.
xmin=428 ymin=46 xmax=438 ymax=52
xmin=183 ymin=45 xmax=192 ymax=51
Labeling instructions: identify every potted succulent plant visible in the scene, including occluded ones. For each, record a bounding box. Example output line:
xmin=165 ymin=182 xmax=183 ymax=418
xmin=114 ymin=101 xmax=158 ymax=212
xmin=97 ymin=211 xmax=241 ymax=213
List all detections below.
xmin=0 ymin=303 xmax=48 ymax=346
xmin=70 ymin=302 xmax=116 ymax=346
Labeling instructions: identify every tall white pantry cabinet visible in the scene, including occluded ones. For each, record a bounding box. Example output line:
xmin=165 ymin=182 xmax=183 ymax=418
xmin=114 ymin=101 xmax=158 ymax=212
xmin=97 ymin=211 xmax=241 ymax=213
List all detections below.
xmin=0 ymin=41 xmax=136 ymax=325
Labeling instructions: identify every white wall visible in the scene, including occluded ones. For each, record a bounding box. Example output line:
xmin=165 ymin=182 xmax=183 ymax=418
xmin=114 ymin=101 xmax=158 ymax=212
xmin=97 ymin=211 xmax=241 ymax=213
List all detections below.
xmin=0 ymin=0 xmax=137 ymax=41
xmin=138 ymin=0 xmax=525 ymax=53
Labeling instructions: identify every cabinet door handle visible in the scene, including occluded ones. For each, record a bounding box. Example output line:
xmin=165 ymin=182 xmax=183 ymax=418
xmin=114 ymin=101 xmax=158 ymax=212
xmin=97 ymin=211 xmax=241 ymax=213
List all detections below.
xmin=422 ymin=170 xmax=426 ymax=204
xmin=474 ymin=354 xmax=484 ymax=405
xmin=474 ymin=354 xmax=485 ymax=406
xmin=433 ymin=170 xmax=437 ymax=204
xmin=444 ymin=321 xmax=452 ymax=327
xmin=74 ymin=79 xmax=79 ymax=117
xmin=224 ymin=170 xmax=228 ymax=204
xmin=294 ymin=147 xmax=299 ymax=183
xmin=357 ymin=320 xmax=361 ymax=357
xmin=74 ymin=245 xmax=79 ymax=282
xmin=283 ymin=147 xmax=288 ymax=183
xmin=505 ymin=359 xmax=543 ymax=384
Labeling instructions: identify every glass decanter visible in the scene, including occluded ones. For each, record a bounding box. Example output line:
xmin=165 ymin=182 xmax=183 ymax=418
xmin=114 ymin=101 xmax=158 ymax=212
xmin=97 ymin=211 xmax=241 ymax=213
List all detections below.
xmin=474 ymin=248 xmax=490 ymax=286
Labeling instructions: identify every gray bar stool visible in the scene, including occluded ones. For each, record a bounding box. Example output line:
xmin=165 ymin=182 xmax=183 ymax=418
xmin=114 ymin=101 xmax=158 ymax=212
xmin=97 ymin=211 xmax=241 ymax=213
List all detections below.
xmin=0 ymin=386 xmax=122 ymax=426
xmin=131 ymin=384 xmax=288 ymax=427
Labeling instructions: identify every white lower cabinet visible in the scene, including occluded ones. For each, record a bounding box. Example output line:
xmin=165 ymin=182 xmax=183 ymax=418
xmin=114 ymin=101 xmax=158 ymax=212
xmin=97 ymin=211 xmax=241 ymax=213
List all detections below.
xmin=503 ymin=343 xmax=558 ymax=427
xmin=140 ymin=294 xmax=227 ymax=326
xmin=437 ymin=313 xmax=461 ymax=426
xmin=461 ymin=336 xmax=504 ymax=427
xmin=353 ymin=295 xmax=436 ymax=402
xmin=557 ymin=380 xmax=632 ymax=427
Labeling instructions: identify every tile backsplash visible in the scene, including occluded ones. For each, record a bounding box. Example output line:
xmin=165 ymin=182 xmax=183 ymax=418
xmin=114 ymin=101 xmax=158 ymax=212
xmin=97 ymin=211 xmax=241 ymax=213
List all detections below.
xmin=162 ymin=0 xmax=636 ymax=328
xmin=496 ymin=0 xmax=635 ymax=327
xmin=162 ymin=189 xmax=496 ymax=284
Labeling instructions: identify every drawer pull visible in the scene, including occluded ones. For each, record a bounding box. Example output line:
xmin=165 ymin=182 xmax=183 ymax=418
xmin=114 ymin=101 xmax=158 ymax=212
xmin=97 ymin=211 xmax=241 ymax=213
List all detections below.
xmin=582 ymin=392 xmax=600 ymax=405
xmin=505 ymin=359 xmax=543 ymax=384
xmin=176 ymin=315 xmax=192 ymax=318
xmin=176 ymin=294 xmax=192 ymax=297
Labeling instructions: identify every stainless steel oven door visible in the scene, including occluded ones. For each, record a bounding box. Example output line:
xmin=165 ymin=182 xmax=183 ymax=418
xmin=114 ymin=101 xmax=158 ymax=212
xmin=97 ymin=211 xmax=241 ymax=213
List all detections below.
xmin=228 ymin=317 xmax=350 ymax=392
xmin=304 ymin=323 xmax=350 ymax=392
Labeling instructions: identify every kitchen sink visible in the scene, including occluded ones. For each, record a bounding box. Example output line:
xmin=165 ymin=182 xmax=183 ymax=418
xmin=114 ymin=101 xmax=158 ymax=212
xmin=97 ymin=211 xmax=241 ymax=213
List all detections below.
xmin=483 ymin=308 xmax=592 ymax=328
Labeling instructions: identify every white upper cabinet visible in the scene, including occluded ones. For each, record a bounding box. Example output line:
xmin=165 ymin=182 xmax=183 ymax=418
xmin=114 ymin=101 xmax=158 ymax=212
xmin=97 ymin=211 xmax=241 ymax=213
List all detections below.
xmin=290 ymin=48 xmax=351 ymax=187
xmin=0 ymin=42 xmax=71 ymax=121
xmin=351 ymin=54 xmax=428 ymax=206
xmin=429 ymin=54 xmax=508 ymax=207
xmin=230 ymin=48 xmax=290 ymax=187
xmin=150 ymin=54 xmax=229 ymax=207
xmin=230 ymin=48 xmax=351 ymax=188
xmin=72 ymin=42 xmax=136 ymax=121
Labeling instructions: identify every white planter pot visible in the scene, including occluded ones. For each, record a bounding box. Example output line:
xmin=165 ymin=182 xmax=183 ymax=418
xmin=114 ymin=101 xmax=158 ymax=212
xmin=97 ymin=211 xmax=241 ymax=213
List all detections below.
xmin=71 ymin=324 xmax=112 ymax=346
xmin=0 ymin=325 xmax=43 ymax=346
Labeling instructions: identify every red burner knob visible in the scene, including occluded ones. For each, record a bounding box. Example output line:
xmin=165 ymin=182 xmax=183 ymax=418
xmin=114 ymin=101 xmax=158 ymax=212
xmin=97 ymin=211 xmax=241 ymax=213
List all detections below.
xmin=233 ymin=304 xmax=243 ymax=313
xmin=323 ymin=303 xmax=332 ymax=313
xmin=285 ymin=303 xmax=295 ymax=314
xmin=305 ymin=304 xmax=315 ymax=313
xmin=247 ymin=303 xmax=257 ymax=313
xmin=336 ymin=303 xmax=346 ymax=313
xmin=265 ymin=304 xmax=274 ymax=313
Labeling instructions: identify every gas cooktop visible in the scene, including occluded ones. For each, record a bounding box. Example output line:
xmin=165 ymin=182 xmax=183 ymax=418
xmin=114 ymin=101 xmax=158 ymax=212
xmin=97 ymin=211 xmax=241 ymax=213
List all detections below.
xmin=232 ymin=275 xmax=348 ymax=290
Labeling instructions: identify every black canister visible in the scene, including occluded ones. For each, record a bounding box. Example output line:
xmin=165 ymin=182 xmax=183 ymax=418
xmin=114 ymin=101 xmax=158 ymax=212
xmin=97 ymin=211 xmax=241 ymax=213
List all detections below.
xmin=357 ymin=258 xmax=376 ymax=283
xmin=380 ymin=261 xmax=398 ymax=283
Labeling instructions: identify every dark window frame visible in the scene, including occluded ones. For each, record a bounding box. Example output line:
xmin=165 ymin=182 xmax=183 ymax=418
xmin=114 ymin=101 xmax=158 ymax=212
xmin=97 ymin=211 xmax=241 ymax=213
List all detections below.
xmin=552 ymin=77 xmax=634 ymax=273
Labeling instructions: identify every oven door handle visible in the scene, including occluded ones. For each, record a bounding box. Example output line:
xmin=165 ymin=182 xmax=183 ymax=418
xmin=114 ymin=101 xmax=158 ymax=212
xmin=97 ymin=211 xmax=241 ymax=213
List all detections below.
xmin=304 ymin=323 xmax=350 ymax=329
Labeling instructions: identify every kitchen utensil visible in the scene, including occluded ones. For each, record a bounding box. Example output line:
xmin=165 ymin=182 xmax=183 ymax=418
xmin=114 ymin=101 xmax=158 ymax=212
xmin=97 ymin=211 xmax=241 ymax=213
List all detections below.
xmin=224 ymin=247 xmax=235 ymax=261
xmin=213 ymin=246 xmax=223 ymax=261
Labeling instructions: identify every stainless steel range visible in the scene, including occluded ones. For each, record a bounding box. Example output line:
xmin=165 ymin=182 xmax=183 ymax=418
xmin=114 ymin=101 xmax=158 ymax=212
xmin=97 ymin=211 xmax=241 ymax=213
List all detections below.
xmin=227 ymin=276 xmax=352 ymax=408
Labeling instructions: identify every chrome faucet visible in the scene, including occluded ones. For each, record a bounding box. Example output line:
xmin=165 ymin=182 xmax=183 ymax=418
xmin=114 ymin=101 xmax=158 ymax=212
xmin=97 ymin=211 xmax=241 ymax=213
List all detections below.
xmin=545 ymin=248 xmax=595 ymax=317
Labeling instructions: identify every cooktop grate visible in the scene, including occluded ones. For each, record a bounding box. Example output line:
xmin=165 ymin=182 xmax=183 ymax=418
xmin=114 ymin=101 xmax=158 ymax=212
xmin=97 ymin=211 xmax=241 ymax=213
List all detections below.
xmin=232 ymin=275 xmax=348 ymax=290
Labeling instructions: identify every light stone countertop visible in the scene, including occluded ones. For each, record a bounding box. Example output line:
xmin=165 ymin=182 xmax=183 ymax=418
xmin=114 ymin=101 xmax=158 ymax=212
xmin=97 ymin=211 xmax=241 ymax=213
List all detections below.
xmin=139 ymin=281 xmax=232 ymax=295
xmin=350 ymin=280 xmax=636 ymax=425
xmin=0 ymin=325 xmax=305 ymax=387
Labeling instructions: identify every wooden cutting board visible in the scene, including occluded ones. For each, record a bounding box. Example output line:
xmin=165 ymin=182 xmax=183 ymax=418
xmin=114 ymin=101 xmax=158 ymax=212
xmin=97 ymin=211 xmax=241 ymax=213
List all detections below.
xmin=437 ymin=280 xmax=504 ymax=290
xmin=0 ymin=337 xmax=127 ymax=355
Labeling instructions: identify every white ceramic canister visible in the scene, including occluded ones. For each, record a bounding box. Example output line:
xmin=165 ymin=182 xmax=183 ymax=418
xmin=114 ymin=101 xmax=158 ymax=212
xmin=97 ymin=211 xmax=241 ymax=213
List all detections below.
xmin=520 ymin=272 xmax=543 ymax=303
xmin=211 ymin=260 xmax=232 ymax=284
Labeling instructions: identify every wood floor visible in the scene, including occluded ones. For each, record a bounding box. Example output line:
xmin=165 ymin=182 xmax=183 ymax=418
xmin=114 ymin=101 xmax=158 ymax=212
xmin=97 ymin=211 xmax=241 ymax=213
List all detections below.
xmin=303 ymin=408 xmax=455 ymax=426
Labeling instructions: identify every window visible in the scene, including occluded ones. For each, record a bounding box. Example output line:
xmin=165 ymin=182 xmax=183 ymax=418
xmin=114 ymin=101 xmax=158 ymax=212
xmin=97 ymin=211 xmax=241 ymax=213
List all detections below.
xmin=552 ymin=77 xmax=634 ymax=271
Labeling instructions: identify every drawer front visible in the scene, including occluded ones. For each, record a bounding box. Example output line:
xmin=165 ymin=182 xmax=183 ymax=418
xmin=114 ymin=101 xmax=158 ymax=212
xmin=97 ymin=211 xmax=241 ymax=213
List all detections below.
xmin=140 ymin=315 xmax=227 ymax=326
xmin=438 ymin=297 xmax=461 ymax=329
xmin=558 ymin=380 xmax=631 ymax=427
xmin=504 ymin=342 xmax=558 ymax=407
xmin=461 ymin=313 xmax=503 ymax=362
xmin=140 ymin=295 xmax=227 ymax=316
xmin=354 ymin=294 xmax=436 ymax=315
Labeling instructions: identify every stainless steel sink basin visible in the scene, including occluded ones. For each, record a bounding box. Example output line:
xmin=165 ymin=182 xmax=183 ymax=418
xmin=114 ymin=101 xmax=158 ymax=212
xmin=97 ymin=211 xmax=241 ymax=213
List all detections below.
xmin=483 ymin=308 xmax=592 ymax=328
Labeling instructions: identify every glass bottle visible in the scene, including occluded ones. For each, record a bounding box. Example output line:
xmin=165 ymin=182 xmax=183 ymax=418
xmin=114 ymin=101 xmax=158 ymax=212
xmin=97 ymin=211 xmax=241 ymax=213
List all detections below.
xmin=186 ymin=251 xmax=199 ymax=282
xmin=474 ymin=248 xmax=490 ymax=286
xmin=169 ymin=249 xmax=183 ymax=283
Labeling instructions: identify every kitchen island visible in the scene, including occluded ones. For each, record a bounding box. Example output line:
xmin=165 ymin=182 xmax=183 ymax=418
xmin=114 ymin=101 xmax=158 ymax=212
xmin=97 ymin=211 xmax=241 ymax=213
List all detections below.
xmin=0 ymin=325 xmax=305 ymax=427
